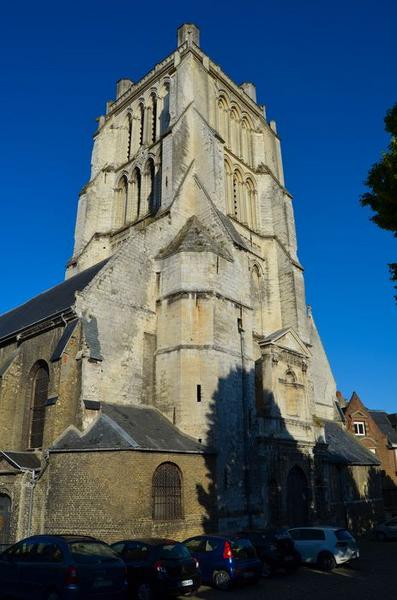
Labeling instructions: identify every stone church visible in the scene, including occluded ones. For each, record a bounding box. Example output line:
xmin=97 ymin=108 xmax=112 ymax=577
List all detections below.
xmin=0 ymin=24 xmax=383 ymax=545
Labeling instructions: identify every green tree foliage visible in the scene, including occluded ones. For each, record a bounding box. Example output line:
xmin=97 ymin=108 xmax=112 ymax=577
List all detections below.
xmin=361 ymin=103 xmax=397 ymax=300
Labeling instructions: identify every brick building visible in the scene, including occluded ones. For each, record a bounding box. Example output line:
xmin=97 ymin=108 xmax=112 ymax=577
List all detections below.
xmin=0 ymin=24 xmax=383 ymax=545
xmin=343 ymin=392 xmax=397 ymax=512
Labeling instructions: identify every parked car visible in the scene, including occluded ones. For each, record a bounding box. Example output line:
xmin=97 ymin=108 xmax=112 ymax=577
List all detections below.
xmin=234 ymin=529 xmax=301 ymax=577
xmin=288 ymin=526 xmax=359 ymax=571
xmin=374 ymin=517 xmax=397 ymax=540
xmin=110 ymin=538 xmax=201 ymax=599
xmin=183 ymin=534 xmax=261 ymax=590
xmin=0 ymin=534 xmax=127 ymax=599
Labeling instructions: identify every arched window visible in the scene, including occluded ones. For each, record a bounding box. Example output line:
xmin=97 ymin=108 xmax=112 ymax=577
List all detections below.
xmin=230 ymin=107 xmax=240 ymax=156
xmin=139 ymin=103 xmax=145 ymax=146
xmin=245 ymin=177 xmax=257 ymax=229
xmin=152 ymin=462 xmax=183 ymax=520
xmin=224 ymin=159 xmax=233 ymax=215
xmin=30 ymin=363 xmax=49 ymax=449
xmin=159 ymin=82 xmax=170 ymax=135
xmin=241 ymin=117 xmax=252 ymax=165
xmin=232 ymin=169 xmax=243 ymax=221
xmin=114 ymin=176 xmax=128 ymax=228
xmin=126 ymin=113 xmax=133 ymax=160
xmin=143 ymin=159 xmax=155 ymax=214
xmin=284 ymin=369 xmax=299 ymax=416
xmin=150 ymin=92 xmax=158 ymax=143
xmin=0 ymin=494 xmax=11 ymax=545
xmin=129 ymin=167 xmax=141 ymax=221
xmin=251 ymin=264 xmax=264 ymax=334
xmin=218 ymin=96 xmax=229 ymax=143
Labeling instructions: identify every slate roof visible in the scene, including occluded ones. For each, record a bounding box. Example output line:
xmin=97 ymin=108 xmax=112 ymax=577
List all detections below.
xmin=51 ymin=319 xmax=79 ymax=362
xmin=0 ymin=260 xmax=108 ymax=342
xmin=369 ymin=411 xmax=397 ymax=445
xmin=51 ymin=403 xmax=213 ymax=454
xmin=0 ymin=451 xmax=41 ymax=471
xmin=215 ymin=209 xmax=249 ymax=250
xmin=324 ymin=421 xmax=380 ymax=466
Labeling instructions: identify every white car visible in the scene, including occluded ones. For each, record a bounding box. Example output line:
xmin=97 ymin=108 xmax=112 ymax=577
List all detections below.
xmin=288 ymin=527 xmax=359 ymax=571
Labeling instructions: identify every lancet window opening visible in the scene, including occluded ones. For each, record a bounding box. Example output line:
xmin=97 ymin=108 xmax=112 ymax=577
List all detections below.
xmin=150 ymin=93 xmax=158 ymax=143
xmin=139 ymin=103 xmax=145 ymax=146
xmin=152 ymin=462 xmax=183 ymax=520
xmin=29 ymin=363 xmax=49 ymax=449
xmin=114 ymin=175 xmax=129 ymax=228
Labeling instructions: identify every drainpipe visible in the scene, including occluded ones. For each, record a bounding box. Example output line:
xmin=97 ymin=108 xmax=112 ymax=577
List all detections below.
xmin=238 ymin=316 xmax=252 ymax=528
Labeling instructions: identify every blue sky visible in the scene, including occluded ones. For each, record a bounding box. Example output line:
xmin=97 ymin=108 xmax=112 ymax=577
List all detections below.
xmin=0 ymin=0 xmax=396 ymax=411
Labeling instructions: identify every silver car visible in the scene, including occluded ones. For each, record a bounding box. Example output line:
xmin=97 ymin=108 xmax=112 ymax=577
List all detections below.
xmin=288 ymin=527 xmax=359 ymax=571
xmin=374 ymin=517 xmax=397 ymax=541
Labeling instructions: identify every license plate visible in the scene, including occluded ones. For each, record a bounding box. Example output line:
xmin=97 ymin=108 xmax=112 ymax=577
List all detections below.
xmin=181 ymin=579 xmax=194 ymax=587
xmin=93 ymin=579 xmax=112 ymax=588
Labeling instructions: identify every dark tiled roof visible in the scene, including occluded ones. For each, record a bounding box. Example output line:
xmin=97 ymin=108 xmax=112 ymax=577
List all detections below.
xmin=215 ymin=210 xmax=249 ymax=250
xmin=369 ymin=411 xmax=397 ymax=445
xmin=324 ymin=421 xmax=380 ymax=466
xmin=0 ymin=260 xmax=108 ymax=343
xmin=0 ymin=451 xmax=41 ymax=470
xmin=51 ymin=403 xmax=213 ymax=454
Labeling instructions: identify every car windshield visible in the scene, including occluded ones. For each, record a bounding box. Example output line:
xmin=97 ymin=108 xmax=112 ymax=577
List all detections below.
xmin=69 ymin=542 xmax=120 ymax=564
xmin=154 ymin=543 xmax=191 ymax=560
xmin=335 ymin=529 xmax=353 ymax=541
xmin=231 ymin=539 xmax=256 ymax=560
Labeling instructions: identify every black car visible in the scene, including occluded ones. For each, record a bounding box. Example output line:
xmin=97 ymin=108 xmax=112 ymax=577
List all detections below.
xmin=111 ymin=538 xmax=201 ymax=599
xmin=0 ymin=534 xmax=128 ymax=599
xmin=234 ymin=529 xmax=301 ymax=577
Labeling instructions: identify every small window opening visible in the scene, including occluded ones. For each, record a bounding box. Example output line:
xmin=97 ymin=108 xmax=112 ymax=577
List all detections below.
xmin=156 ymin=272 xmax=161 ymax=295
xmin=196 ymin=384 xmax=202 ymax=403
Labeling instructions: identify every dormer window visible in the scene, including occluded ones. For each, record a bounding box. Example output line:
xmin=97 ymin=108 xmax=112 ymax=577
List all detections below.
xmin=353 ymin=421 xmax=366 ymax=436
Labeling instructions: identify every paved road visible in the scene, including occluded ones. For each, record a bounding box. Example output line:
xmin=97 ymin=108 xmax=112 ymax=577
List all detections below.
xmin=190 ymin=539 xmax=397 ymax=600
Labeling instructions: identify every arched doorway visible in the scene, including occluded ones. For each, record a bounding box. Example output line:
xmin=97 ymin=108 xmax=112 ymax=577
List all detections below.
xmin=286 ymin=466 xmax=310 ymax=526
xmin=0 ymin=494 xmax=11 ymax=546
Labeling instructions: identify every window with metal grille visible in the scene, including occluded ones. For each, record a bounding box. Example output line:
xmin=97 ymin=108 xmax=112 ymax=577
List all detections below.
xmin=30 ymin=365 xmax=49 ymax=448
xmin=152 ymin=462 xmax=183 ymax=521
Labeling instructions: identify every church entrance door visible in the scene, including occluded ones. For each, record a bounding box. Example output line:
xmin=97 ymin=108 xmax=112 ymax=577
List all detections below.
xmin=286 ymin=466 xmax=309 ymax=526
xmin=0 ymin=494 xmax=11 ymax=547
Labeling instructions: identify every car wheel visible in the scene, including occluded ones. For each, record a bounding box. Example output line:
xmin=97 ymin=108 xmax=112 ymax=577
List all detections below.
xmin=137 ymin=583 xmax=153 ymax=600
xmin=261 ymin=560 xmax=273 ymax=578
xmin=376 ymin=531 xmax=386 ymax=542
xmin=213 ymin=569 xmax=232 ymax=590
xmin=317 ymin=551 xmax=336 ymax=571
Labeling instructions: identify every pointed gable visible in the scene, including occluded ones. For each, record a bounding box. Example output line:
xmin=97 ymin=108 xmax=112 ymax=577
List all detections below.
xmin=157 ymin=215 xmax=232 ymax=261
xmin=259 ymin=327 xmax=311 ymax=358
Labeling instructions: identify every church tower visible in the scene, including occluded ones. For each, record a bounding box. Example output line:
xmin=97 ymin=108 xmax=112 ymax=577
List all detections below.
xmin=1 ymin=25 xmax=381 ymax=544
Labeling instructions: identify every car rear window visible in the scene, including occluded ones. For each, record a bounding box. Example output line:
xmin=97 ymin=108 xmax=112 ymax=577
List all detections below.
xmin=335 ymin=529 xmax=353 ymax=541
xmin=154 ymin=543 xmax=191 ymax=560
xmin=231 ymin=539 xmax=256 ymax=560
xmin=69 ymin=542 xmax=120 ymax=564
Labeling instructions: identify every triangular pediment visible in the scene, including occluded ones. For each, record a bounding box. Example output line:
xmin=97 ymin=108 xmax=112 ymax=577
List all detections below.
xmin=157 ymin=215 xmax=232 ymax=261
xmin=259 ymin=327 xmax=311 ymax=358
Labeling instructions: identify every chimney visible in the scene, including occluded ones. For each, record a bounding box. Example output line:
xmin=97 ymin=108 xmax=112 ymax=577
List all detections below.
xmin=177 ymin=23 xmax=200 ymax=47
xmin=240 ymin=82 xmax=257 ymax=103
xmin=116 ymin=78 xmax=133 ymax=99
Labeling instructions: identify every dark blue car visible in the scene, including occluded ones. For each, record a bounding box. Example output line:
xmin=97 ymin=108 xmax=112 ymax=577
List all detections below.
xmin=0 ymin=534 xmax=127 ymax=599
xmin=183 ymin=534 xmax=261 ymax=590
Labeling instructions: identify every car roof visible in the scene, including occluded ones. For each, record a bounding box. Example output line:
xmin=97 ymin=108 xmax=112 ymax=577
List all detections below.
xmin=288 ymin=526 xmax=346 ymax=531
xmin=111 ymin=538 xmax=178 ymax=546
xmin=14 ymin=534 xmax=102 ymax=544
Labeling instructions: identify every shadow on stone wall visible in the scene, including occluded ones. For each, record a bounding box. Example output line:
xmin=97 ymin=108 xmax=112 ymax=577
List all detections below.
xmin=195 ymin=365 xmax=384 ymax=535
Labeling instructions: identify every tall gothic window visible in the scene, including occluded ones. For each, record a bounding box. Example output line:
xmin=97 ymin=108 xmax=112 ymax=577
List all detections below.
xmin=127 ymin=113 xmax=133 ymax=160
xmin=30 ymin=363 xmax=49 ymax=449
xmin=152 ymin=463 xmax=183 ymax=520
xmin=130 ymin=167 xmax=142 ymax=221
xmin=232 ymin=169 xmax=243 ymax=221
xmin=241 ymin=117 xmax=252 ymax=165
xmin=114 ymin=176 xmax=128 ymax=228
xmin=218 ymin=96 xmax=229 ymax=143
xmin=160 ymin=82 xmax=170 ymax=135
xmin=139 ymin=103 xmax=145 ymax=146
xmin=150 ymin=93 xmax=158 ymax=143
xmin=245 ymin=177 xmax=257 ymax=229
xmin=230 ymin=107 xmax=240 ymax=156
xmin=143 ymin=158 xmax=155 ymax=214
